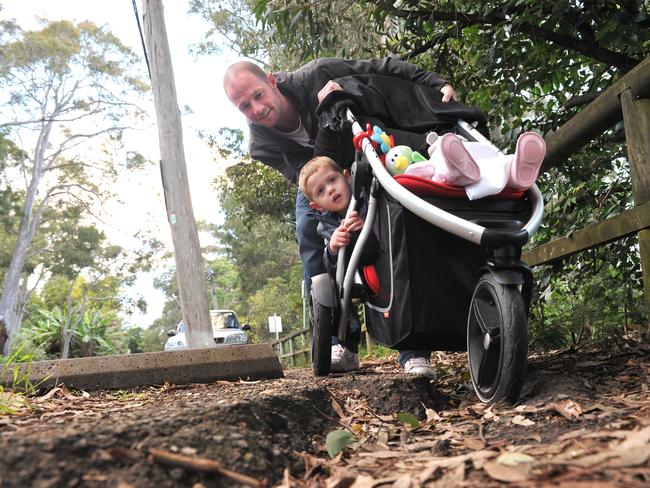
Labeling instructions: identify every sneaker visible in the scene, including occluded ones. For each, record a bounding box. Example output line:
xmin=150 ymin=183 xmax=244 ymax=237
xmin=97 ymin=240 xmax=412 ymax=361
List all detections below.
xmin=508 ymin=132 xmax=546 ymax=190
xmin=402 ymin=356 xmax=436 ymax=379
xmin=330 ymin=344 xmax=360 ymax=372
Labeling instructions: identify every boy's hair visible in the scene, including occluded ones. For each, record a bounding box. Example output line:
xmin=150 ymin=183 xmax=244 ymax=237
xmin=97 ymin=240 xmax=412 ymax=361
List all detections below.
xmin=298 ymin=156 xmax=344 ymax=201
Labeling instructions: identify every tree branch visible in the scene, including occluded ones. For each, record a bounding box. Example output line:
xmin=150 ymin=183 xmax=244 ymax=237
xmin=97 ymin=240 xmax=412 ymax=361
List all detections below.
xmin=387 ymin=7 xmax=639 ymax=71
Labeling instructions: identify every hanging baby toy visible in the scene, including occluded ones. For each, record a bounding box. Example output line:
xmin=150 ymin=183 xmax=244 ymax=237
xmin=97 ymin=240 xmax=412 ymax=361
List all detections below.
xmin=385 ymin=145 xmax=427 ymax=176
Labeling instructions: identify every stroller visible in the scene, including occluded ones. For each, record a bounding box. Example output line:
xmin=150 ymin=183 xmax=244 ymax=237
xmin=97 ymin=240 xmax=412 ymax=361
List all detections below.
xmin=309 ymin=108 xmax=544 ymax=404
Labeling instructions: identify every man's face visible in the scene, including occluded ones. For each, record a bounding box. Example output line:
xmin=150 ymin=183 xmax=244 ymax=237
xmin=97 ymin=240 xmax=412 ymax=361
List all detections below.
xmin=225 ymin=71 xmax=285 ymax=129
xmin=307 ymin=167 xmax=351 ymax=215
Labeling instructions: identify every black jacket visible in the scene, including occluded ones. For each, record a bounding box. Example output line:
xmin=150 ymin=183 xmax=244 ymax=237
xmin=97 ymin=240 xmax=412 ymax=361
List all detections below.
xmin=316 ymin=75 xmax=488 ymax=141
xmin=248 ymin=57 xmax=450 ymax=184
xmin=315 ymin=205 xmax=379 ymax=276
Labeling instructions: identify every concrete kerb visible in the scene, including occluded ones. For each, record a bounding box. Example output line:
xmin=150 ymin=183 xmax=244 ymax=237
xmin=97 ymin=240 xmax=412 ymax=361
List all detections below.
xmin=3 ymin=344 xmax=284 ymax=391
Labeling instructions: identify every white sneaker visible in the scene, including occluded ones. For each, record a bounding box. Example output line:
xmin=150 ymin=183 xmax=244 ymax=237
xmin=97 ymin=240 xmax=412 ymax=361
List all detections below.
xmin=402 ymin=356 xmax=436 ymax=378
xmin=330 ymin=344 xmax=360 ymax=372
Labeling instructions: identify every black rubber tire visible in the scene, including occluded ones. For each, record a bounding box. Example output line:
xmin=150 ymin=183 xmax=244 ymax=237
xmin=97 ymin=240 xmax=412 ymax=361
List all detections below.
xmin=309 ymin=291 xmax=332 ymax=376
xmin=467 ymin=273 xmax=528 ymax=404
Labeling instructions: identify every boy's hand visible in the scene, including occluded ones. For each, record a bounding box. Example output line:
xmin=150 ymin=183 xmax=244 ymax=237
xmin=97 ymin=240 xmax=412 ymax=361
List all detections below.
xmin=329 ymin=223 xmax=351 ymax=254
xmin=344 ymin=211 xmax=364 ymax=233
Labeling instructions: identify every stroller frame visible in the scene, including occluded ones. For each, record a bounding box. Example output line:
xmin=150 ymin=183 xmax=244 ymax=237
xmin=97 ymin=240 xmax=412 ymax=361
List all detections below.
xmin=309 ymin=109 xmax=544 ymax=404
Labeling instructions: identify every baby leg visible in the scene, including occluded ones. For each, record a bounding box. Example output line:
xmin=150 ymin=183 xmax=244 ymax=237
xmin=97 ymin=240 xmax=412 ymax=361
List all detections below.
xmin=432 ymin=133 xmax=481 ymax=186
xmin=508 ymin=132 xmax=546 ymax=190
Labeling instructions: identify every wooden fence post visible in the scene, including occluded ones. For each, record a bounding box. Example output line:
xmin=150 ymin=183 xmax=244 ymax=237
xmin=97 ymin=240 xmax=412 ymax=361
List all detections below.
xmin=621 ymin=89 xmax=650 ymax=324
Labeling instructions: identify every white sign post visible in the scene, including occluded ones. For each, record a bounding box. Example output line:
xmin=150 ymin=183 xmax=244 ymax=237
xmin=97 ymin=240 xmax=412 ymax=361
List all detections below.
xmin=268 ymin=314 xmax=283 ymax=342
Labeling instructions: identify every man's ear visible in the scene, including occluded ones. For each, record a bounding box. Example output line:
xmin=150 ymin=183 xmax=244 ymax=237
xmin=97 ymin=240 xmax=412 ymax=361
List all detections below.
xmin=266 ymin=72 xmax=277 ymax=87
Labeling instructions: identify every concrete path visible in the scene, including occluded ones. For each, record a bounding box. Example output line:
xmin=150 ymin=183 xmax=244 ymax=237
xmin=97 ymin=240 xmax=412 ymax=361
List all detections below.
xmin=4 ymin=344 xmax=283 ymax=391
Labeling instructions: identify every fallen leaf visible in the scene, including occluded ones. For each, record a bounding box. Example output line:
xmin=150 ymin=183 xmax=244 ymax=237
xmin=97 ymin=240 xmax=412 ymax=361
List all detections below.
xmin=349 ymin=475 xmax=376 ymax=488
xmin=36 ymin=387 xmax=62 ymax=402
xmin=483 ymin=452 xmax=536 ymax=482
xmin=396 ymin=413 xmax=420 ymax=428
xmin=463 ymin=437 xmax=486 ymax=450
xmin=325 ymin=430 xmax=356 ymax=458
xmin=512 ymin=415 xmax=535 ymax=427
xmin=497 ymin=452 xmax=536 ymax=466
xmin=358 ymin=450 xmax=399 ymax=459
xmin=548 ymin=399 xmax=583 ymax=420
xmin=568 ymin=425 xmax=650 ymax=468
xmin=325 ymin=475 xmax=357 ymax=488
xmin=350 ymin=423 xmax=363 ymax=434
xmin=483 ymin=461 xmax=532 ymax=482
xmin=425 ymin=408 xmax=441 ymax=422
xmin=331 ymin=398 xmax=346 ymax=419
xmin=393 ymin=474 xmax=415 ymax=488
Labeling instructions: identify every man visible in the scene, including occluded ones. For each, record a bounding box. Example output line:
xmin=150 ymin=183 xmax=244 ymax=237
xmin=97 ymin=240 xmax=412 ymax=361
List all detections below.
xmin=223 ymin=57 xmax=458 ymax=376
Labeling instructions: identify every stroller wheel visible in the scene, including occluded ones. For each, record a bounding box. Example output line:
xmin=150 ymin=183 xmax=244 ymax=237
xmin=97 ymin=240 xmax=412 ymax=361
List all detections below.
xmin=309 ymin=291 xmax=333 ymax=376
xmin=467 ymin=273 xmax=528 ymax=404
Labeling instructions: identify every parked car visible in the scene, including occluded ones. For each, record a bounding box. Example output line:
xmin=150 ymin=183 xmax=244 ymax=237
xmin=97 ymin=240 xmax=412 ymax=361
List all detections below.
xmin=164 ymin=309 xmax=250 ymax=351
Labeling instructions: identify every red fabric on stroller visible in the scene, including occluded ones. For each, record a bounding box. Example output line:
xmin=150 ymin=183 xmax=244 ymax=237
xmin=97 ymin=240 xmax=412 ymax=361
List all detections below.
xmin=393 ymin=174 xmax=526 ymax=199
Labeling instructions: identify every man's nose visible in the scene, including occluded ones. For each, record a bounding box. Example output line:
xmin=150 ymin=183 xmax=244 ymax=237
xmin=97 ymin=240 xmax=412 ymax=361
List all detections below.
xmin=251 ymin=101 xmax=265 ymax=116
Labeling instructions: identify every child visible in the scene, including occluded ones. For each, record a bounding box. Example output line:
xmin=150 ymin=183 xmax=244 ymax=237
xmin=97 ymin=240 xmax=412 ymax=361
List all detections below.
xmin=404 ymin=131 xmax=546 ymax=200
xmin=298 ymin=156 xmax=362 ymax=372
xmin=299 ymin=156 xmax=437 ymax=377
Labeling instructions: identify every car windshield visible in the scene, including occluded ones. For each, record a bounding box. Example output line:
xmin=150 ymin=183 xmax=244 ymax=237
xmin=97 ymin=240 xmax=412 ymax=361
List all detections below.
xmin=212 ymin=312 xmax=240 ymax=329
xmin=178 ymin=322 xmax=186 ymax=333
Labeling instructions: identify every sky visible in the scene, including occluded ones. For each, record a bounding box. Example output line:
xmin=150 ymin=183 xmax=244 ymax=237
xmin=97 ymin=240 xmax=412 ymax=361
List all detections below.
xmin=2 ymin=1 xmax=248 ymax=327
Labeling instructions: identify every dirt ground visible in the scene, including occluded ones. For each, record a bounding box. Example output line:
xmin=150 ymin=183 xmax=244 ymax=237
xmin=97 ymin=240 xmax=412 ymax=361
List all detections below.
xmin=1 ymin=338 xmax=648 ymax=488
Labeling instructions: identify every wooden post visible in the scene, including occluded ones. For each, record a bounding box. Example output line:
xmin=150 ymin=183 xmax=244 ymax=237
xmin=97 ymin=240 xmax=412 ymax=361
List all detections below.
xmin=621 ymin=89 xmax=650 ymax=324
xmin=303 ymin=330 xmax=310 ymax=363
xmin=142 ymin=0 xmax=213 ymax=348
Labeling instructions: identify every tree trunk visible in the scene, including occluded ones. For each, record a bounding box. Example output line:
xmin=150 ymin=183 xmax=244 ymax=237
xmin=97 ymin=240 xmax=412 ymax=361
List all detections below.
xmin=0 ymin=120 xmax=52 ymax=355
xmin=0 ymin=240 xmax=34 ymax=354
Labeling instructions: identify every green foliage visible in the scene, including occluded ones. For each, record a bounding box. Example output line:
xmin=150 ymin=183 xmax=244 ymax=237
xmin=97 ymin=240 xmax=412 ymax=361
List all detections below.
xmin=247 ymin=270 xmax=303 ymax=342
xmin=0 ymin=347 xmax=41 ymax=415
xmin=217 ymin=158 xmax=296 ymax=236
xmin=110 ymin=389 xmax=146 ymax=402
xmin=18 ymin=300 xmax=125 ymax=360
xmin=124 ymin=326 xmax=144 ymax=354
xmin=529 ymin=240 xmax=645 ymax=350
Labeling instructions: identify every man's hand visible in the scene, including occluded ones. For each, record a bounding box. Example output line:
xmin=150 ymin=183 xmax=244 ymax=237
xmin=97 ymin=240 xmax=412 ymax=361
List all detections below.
xmin=317 ymin=80 xmax=343 ymax=104
xmin=441 ymin=84 xmax=456 ymax=102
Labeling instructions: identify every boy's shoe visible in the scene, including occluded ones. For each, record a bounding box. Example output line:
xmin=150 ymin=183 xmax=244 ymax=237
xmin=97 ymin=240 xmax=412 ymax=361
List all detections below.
xmin=509 ymin=132 xmax=546 ymax=190
xmin=438 ymin=133 xmax=481 ymax=186
xmin=330 ymin=344 xmax=360 ymax=372
xmin=402 ymin=356 xmax=436 ymax=379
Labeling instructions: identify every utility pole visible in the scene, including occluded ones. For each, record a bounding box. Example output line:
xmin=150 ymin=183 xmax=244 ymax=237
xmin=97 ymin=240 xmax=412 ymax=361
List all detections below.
xmin=141 ymin=0 xmax=213 ymax=349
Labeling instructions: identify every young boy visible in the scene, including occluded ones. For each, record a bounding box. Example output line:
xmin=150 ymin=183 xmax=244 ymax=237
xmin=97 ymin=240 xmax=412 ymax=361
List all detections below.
xmin=298 ymin=156 xmax=363 ymax=372
xmin=299 ymin=156 xmax=436 ymax=377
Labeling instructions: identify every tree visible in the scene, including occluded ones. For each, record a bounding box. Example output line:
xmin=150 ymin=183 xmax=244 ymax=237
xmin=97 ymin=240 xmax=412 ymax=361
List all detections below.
xmin=0 ymin=19 xmax=147 ymax=353
xmin=248 ymin=271 xmax=304 ymax=343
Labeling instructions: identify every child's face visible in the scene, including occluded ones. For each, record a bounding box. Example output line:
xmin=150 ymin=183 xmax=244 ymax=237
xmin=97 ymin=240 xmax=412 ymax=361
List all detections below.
xmin=307 ymin=167 xmax=351 ymax=214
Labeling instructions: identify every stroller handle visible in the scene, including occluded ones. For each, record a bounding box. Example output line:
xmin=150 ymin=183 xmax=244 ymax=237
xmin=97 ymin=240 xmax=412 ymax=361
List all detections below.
xmin=345 ymin=109 xmax=544 ymax=246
